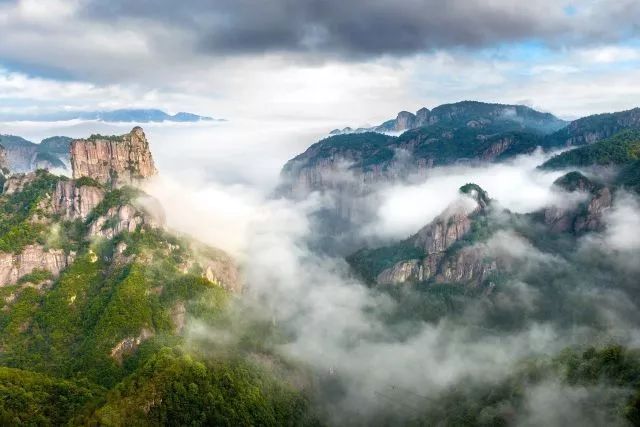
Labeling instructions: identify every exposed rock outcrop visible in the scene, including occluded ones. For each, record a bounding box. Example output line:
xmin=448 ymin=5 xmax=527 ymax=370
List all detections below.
xmin=70 ymin=127 xmax=158 ymax=187
xmin=2 ymin=172 xmax=37 ymax=195
xmin=110 ymin=328 xmax=154 ymax=363
xmin=171 ymin=301 xmax=187 ymax=334
xmin=543 ymin=172 xmax=613 ymax=234
xmin=87 ymin=203 xmax=163 ymax=239
xmin=288 ymin=102 xmax=568 ymax=200
xmin=372 ymin=186 xmax=493 ymax=287
xmin=412 ymin=210 xmax=474 ymax=255
xmin=435 ymin=246 xmax=497 ymax=284
xmin=2 ymin=143 xmax=37 ymax=172
xmin=0 ymin=145 xmax=7 ymax=173
xmin=479 ymin=135 xmax=522 ymax=161
xmin=180 ymin=242 xmax=242 ymax=293
xmin=548 ymin=107 xmax=640 ymax=148
xmin=40 ymin=180 xmax=105 ymax=221
xmin=376 ymin=259 xmax=424 ymax=284
xmin=0 ymin=245 xmax=76 ymax=286
xmin=0 ymin=135 xmax=71 ymax=173
xmin=573 ymin=187 xmax=612 ymax=232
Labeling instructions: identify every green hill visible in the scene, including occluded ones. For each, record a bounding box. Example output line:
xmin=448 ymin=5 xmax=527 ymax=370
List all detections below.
xmin=542 ymin=130 xmax=640 ymax=169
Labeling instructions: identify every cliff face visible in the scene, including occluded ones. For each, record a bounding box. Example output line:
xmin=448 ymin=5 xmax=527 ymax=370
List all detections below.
xmin=0 ymin=145 xmax=7 ymax=173
xmin=368 ymin=189 xmax=494 ymax=287
xmin=411 ymin=210 xmax=474 ymax=255
xmin=42 ymin=180 xmax=105 ymax=221
xmin=2 ymin=173 xmax=37 ymax=195
xmin=0 ymin=245 xmax=76 ymax=286
xmin=87 ymin=203 xmax=163 ymax=240
xmin=70 ymin=127 xmax=158 ymax=187
xmin=6 ymin=145 xmax=37 ymax=172
xmin=0 ymin=127 xmax=243 ymax=296
xmin=181 ymin=242 xmax=243 ymax=293
xmin=0 ymin=136 xmax=37 ymax=172
xmin=544 ymin=172 xmax=613 ymax=234
xmin=435 ymin=246 xmax=497 ymax=284
xmin=376 ymin=259 xmax=424 ymax=284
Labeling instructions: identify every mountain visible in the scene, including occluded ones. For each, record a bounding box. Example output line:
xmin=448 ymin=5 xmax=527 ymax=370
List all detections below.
xmin=2 ymin=119 xmax=640 ymax=424
xmin=281 ymin=101 xmax=567 ymax=196
xmin=347 ymin=184 xmax=496 ymax=287
xmin=281 ymin=104 xmax=640 ymax=199
xmin=540 ymin=130 xmax=640 ymax=196
xmin=542 ymin=129 xmax=640 ymax=169
xmin=330 ymin=101 xmax=567 ymax=135
xmin=347 ymin=171 xmax=613 ymax=288
xmin=70 ymin=127 xmax=158 ymax=187
xmin=0 ymin=135 xmax=39 ymax=172
xmin=1 ymin=109 xmax=218 ymax=123
xmin=0 ymin=134 xmax=71 ymax=172
xmin=542 ymin=107 xmax=640 ymax=148
xmin=0 ymin=127 xmax=315 ymax=424
xmin=39 ymin=136 xmax=73 ymax=154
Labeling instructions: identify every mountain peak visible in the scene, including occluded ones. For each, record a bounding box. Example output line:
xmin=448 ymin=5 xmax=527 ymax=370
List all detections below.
xmin=330 ymin=100 xmax=567 ymax=136
xmin=71 ymin=127 xmax=158 ymax=187
xmin=0 ymin=108 xmax=218 ymax=123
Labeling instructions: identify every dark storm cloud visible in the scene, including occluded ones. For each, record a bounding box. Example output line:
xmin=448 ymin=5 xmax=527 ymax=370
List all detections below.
xmin=80 ymin=0 xmax=638 ymax=57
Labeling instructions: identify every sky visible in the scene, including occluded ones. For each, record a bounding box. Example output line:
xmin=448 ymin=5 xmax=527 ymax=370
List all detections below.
xmin=1 ymin=0 xmax=640 ymax=125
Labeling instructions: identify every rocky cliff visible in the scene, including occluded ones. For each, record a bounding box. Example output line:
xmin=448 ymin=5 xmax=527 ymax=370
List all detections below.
xmin=2 ymin=141 xmax=37 ymax=172
xmin=70 ymin=127 xmax=158 ymax=187
xmin=0 ymin=134 xmax=71 ymax=172
xmin=0 ymin=245 xmax=76 ymax=286
xmin=349 ymin=185 xmax=496 ymax=287
xmin=2 ymin=172 xmax=37 ymax=195
xmin=543 ymin=172 xmax=613 ymax=234
xmin=377 ymin=192 xmax=491 ymax=286
xmin=0 ymin=128 xmax=241 ymax=294
xmin=0 ymin=144 xmax=7 ymax=172
xmin=87 ymin=202 xmax=163 ymax=240
xmin=41 ymin=180 xmax=105 ymax=221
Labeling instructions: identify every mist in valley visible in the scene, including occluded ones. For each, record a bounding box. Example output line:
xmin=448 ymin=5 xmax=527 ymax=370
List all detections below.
xmin=100 ymin=122 xmax=640 ymax=423
xmin=4 ymin=118 xmax=640 ymax=425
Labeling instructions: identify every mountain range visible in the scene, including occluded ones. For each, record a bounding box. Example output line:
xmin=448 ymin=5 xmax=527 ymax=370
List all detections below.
xmin=2 ymin=101 xmax=640 ymax=424
xmin=0 ymin=135 xmax=71 ymax=172
xmin=330 ymin=101 xmax=568 ymax=135
xmin=0 ymin=109 xmax=219 ymax=123
xmin=281 ymin=101 xmax=640 ymax=196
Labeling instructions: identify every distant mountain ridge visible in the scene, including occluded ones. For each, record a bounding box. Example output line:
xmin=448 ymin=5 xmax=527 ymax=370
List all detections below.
xmin=330 ymin=101 xmax=568 ymax=135
xmin=0 ymin=134 xmax=71 ymax=172
xmin=282 ymin=102 xmax=640 ymax=198
xmin=0 ymin=108 xmax=220 ymax=123
xmin=282 ymin=101 xmax=569 ymax=197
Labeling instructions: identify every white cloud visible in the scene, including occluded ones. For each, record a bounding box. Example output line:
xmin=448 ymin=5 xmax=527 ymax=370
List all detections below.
xmin=368 ymin=150 xmax=571 ymax=239
xmin=604 ymin=192 xmax=640 ymax=251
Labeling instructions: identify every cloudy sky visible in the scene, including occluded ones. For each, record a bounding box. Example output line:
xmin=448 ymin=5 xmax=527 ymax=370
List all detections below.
xmin=1 ymin=0 xmax=640 ymax=124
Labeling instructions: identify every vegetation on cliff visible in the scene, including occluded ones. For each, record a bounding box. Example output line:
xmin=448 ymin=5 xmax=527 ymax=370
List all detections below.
xmin=542 ymin=130 xmax=640 ymax=169
xmin=0 ymin=170 xmax=64 ymax=252
xmin=0 ymin=169 xmax=316 ymax=425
